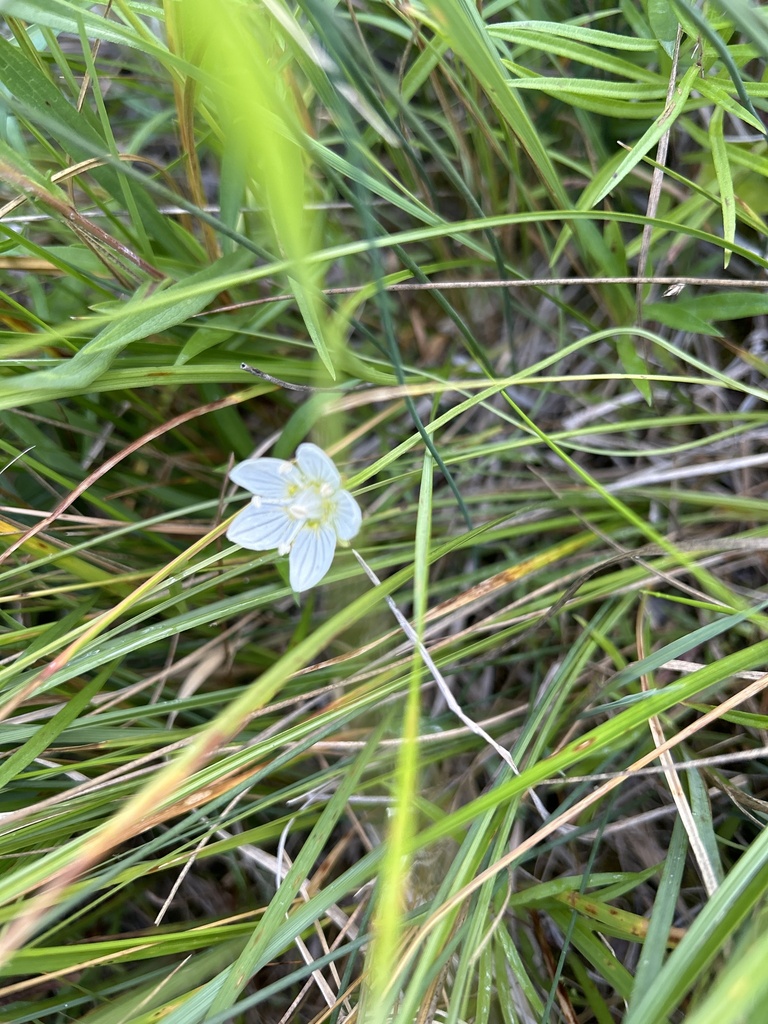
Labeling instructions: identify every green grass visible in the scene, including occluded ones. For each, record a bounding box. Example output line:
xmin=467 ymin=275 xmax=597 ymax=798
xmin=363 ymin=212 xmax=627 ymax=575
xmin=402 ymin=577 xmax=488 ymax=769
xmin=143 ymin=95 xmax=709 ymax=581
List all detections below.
xmin=2 ymin=0 xmax=768 ymax=1021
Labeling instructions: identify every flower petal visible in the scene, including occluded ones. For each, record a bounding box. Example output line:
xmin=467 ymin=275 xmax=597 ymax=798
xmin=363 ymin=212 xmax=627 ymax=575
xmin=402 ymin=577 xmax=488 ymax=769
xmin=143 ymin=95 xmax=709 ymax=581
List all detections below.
xmin=289 ymin=524 xmax=336 ymax=591
xmin=333 ymin=489 xmax=362 ymax=541
xmin=295 ymin=443 xmax=341 ymax=488
xmin=229 ymin=458 xmax=298 ymax=497
xmin=226 ymin=502 xmax=296 ymax=551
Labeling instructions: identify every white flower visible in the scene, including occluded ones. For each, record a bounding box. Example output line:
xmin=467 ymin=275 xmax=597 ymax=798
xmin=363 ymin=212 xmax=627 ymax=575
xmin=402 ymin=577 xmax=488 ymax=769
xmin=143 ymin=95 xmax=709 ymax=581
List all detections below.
xmin=227 ymin=443 xmax=362 ymax=592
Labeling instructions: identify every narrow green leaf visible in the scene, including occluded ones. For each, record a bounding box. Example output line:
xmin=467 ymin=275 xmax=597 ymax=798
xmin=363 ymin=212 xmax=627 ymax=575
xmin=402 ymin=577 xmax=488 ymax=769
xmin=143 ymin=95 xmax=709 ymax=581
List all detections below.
xmin=490 ymin=20 xmax=658 ymax=52
xmin=686 ymin=767 xmax=724 ymax=887
xmin=696 ymin=75 xmax=766 ymax=133
xmin=681 ymin=917 xmax=768 ymax=1024
xmin=0 ymin=33 xmax=177 ymax=251
xmin=617 ymin=337 xmax=652 ymax=404
xmin=623 ymin=823 xmax=768 ymax=1023
xmin=0 ymin=0 xmax=162 ymax=51
xmin=363 ymin=455 xmax=431 ymax=1023
xmin=672 ymin=0 xmax=768 ymax=140
xmin=707 ymin=0 xmax=768 ymax=60
xmin=421 ymin=0 xmax=570 ymax=210
xmin=207 ymin=720 xmax=387 ymax=1016
xmin=0 ymin=675 xmax=103 ymax=789
xmin=626 ymin=815 xmax=687 ymax=1020
xmin=579 ymin=64 xmax=698 ymax=209
xmin=709 ymin=106 xmax=736 ymax=268
xmin=290 ymin=276 xmax=335 ymax=378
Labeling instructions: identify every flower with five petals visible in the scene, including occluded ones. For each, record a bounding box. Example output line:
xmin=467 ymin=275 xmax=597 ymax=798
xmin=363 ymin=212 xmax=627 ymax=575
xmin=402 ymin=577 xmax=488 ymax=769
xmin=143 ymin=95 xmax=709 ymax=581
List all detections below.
xmin=227 ymin=443 xmax=362 ymax=591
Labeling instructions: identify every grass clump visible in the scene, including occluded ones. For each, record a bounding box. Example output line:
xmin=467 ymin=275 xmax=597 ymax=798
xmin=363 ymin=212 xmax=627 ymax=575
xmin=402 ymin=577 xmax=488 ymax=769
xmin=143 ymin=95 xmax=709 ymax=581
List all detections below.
xmin=2 ymin=1 xmax=768 ymax=1022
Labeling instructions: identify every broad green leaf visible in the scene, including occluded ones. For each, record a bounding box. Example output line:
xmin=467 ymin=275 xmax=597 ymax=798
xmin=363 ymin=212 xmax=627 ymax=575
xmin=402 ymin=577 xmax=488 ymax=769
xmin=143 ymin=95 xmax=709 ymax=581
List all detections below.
xmin=648 ymin=291 xmax=768 ymax=326
xmin=0 ymin=257 xmax=241 ymax=409
xmin=643 ymin=302 xmax=723 ymax=336
xmin=647 ymin=0 xmax=680 ymax=57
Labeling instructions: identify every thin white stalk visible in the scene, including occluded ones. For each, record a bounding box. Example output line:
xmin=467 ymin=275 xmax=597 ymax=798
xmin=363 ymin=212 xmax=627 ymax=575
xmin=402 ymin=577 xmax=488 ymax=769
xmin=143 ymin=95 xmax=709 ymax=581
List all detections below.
xmin=352 ymin=548 xmax=551 ymax=823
